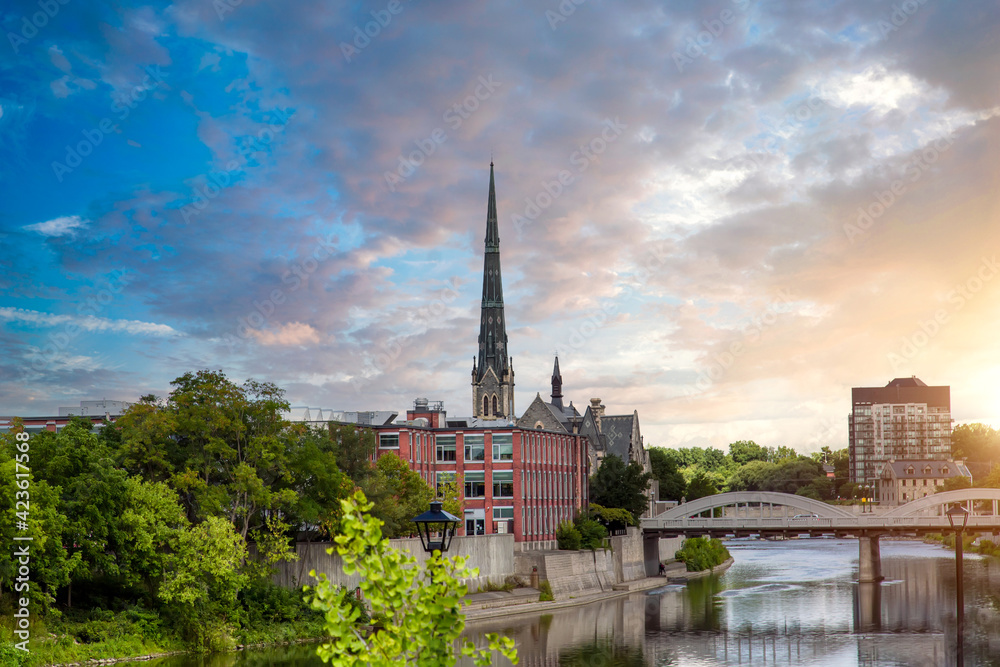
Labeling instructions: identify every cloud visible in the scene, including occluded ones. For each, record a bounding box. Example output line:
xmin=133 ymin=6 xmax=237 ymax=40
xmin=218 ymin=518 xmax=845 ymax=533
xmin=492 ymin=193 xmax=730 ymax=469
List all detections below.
xmin=22 ymin=215 xmax=90 ymax=238
xmin=0 ymin=308 xmax=181 ymax=337
xmin=249 ymin=322 xmax=322 ymax=346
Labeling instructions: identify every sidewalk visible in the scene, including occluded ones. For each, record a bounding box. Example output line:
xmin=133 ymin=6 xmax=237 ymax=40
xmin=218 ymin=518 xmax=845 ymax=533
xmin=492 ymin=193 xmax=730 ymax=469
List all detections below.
xmin=463 ymin=558 xmax=733 ymax=623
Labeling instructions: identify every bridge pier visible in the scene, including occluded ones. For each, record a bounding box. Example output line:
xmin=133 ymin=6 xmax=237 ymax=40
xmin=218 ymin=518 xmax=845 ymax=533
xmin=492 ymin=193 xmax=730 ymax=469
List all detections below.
xmin=858 ymin=534 xmax=883 ymax=583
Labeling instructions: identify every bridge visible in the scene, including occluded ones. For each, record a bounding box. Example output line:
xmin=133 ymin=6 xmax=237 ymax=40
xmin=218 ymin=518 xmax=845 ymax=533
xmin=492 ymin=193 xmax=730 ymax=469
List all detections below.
xmin=640 ymin=490 xmax=1000 ymax=582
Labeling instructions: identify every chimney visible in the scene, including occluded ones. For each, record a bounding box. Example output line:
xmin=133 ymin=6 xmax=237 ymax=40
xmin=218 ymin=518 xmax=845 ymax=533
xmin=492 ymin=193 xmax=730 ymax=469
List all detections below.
xmin=590 ymin=398 xmax=605 ymax=431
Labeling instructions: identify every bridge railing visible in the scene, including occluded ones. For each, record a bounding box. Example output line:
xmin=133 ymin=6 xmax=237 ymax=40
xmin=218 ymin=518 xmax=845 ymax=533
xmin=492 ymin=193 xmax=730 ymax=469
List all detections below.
xmin=643 ymin=515 xmax=1000 ymax=531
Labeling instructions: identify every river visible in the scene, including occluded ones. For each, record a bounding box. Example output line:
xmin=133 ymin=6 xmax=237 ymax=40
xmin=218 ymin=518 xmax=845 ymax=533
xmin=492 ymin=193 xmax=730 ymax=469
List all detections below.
xmin=150 ymin=538 xmax=1000 ymax=666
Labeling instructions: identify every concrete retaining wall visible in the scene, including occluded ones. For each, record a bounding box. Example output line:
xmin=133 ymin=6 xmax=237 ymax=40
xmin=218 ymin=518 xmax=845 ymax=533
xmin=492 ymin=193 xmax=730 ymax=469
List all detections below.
xmin=276 ymin=533 xmax=515 ymax=592
xmin=513 ymin=530 xmax=678 ymax=597
xmin=657 ymin=535 xmax=686 ymax=562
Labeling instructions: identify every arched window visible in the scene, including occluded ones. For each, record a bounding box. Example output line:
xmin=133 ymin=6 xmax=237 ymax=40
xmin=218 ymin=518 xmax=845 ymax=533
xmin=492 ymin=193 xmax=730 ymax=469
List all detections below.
xmin=483 ymin=395 xmax=489 ymax=416
xmin=534 ymin=421 xmax=544 ymax=429
xmin=492 ymin=395 xmax=498 ymax=415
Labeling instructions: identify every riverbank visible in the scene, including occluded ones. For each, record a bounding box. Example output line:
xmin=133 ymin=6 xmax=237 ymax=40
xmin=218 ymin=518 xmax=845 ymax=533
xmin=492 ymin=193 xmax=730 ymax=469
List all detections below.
xmin=464 ymin=557 xmax=734 ymax=623
xmin=6 ymin=615 xmax=324 ymax=667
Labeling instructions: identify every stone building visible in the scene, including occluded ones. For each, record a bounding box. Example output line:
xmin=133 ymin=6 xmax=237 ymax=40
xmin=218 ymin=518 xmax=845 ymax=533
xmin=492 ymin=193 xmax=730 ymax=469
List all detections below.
xmin=876 ymin=459 xmax=972 ymax=506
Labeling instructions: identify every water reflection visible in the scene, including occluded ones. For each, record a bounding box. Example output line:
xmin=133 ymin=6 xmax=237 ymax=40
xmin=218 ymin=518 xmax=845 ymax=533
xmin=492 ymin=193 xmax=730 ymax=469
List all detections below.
xmin=464 ymin=539 xmax=1000 ymax=666
xmin=152 ymin=539 xmax=1000 ymax=666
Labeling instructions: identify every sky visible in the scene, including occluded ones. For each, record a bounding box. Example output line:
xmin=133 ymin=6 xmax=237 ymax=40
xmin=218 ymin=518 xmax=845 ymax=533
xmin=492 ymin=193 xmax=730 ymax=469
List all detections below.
xmin=1 ymin=0 xmax=998 ymax=452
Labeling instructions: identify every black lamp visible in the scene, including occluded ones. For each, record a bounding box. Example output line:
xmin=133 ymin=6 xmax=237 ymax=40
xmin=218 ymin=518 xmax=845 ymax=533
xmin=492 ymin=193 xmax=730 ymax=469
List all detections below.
xmin=413 ymin=501 xmax=461 ymax=554
xmin=946 ymin=502 xmax=970 ymax=662
xmin=946 ymin=503 xmax=970 ymax=531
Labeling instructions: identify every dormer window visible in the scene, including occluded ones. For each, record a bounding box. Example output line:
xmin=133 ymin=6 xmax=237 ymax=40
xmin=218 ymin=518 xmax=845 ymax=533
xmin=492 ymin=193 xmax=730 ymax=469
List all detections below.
xmin=906 ymin=465 xmax=914 ymax=475
xmin=923 ymin=465 xmax=932 ymax=474
xmin=941 ymin=466 xmax=949 ymax=475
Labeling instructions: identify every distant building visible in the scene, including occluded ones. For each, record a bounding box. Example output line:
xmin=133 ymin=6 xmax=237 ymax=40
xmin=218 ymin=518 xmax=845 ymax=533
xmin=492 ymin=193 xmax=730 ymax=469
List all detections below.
xmin=877 ymin=459 xmax=972 ymax=506
xmin=1 ymin=399 xmax=131 ymax=433
xmin=848 ymin=377 xmax=952 ymax=486
xmin=283 ymin=406 xmax=397 ymax=426
xmin=361 ymin=398 xmax=589 ymax=549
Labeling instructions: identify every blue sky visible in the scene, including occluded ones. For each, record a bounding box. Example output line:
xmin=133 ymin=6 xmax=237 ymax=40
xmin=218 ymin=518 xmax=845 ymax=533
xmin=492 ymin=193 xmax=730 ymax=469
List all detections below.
xmin=2 ymin=0 xmax=999 ymax=450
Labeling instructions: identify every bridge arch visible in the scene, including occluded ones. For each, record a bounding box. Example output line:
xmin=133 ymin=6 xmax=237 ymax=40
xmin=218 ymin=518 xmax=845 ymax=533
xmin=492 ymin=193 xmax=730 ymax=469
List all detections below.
xmin=882 ymin=488 xmax=1000 ymax=517
xmin=655 ymin=491 xmax=855 ymax=520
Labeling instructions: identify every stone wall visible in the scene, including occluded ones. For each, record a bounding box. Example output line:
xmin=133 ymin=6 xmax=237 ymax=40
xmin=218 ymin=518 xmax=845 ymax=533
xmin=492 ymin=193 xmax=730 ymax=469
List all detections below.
xmin=513 ymin=530 xmax=675 ymax=596
xmin=276 ymin=533 xmax=515 ymax=593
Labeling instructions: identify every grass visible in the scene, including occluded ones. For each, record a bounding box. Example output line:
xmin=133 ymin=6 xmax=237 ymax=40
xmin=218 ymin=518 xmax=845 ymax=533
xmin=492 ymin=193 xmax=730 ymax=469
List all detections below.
xmin=476 ymin=575 xmax=526 ymax=594
xmin=0 ymin=581 xmax=329 ymax=666
xmin=538 ymin=581 xmax=554 ymax=602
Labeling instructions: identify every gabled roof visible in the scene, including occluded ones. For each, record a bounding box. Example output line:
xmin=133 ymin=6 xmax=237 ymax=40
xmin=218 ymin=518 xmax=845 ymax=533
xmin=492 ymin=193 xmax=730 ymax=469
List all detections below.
xmin=602 ymin=414 xmax=637 ymax=461
xmin=881 ymin=459 xmax=971 ymax=480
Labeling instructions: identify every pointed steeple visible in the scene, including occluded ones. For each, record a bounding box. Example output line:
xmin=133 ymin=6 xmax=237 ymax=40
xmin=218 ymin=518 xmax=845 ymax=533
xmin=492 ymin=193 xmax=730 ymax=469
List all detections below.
xmin=473 ymin=162 xmax=514 ymax=419
xmin=485 ymin=161 xmax=499 ymax=250
xmin=551 ymin=356 xmax=564 ymax=411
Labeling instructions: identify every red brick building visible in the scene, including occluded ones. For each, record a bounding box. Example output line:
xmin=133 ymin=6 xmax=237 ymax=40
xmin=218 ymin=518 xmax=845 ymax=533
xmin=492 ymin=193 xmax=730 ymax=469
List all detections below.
xmin=366 ymin=400 xmax=588 ymax=548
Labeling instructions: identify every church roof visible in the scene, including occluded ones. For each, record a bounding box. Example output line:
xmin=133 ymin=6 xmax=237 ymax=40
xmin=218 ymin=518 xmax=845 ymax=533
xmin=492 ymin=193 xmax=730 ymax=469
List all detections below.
xmin=602 ymin=414 xmax=637 ymax=461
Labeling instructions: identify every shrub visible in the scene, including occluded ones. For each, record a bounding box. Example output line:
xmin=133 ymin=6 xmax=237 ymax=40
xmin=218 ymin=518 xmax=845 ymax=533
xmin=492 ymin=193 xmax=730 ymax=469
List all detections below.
xmin=674 ymin=537 xmax=731 ymax=572
xmin=576 ymin=517 xmax=607 ymax=550
xmin=556 ymin=521 xmax=582 ymax=550
xmin=538 ymin=580 xmax=554 ymax=602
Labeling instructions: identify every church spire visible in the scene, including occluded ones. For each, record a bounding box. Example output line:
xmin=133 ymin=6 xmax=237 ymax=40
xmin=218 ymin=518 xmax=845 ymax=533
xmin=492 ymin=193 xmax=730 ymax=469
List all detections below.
xmin=472 ymin=162 xmax=514 ymax=420
xmin=551 ymin=356 xmax=563 ymax=411
xmin=485 ymin=161 xmax=499 ymax=250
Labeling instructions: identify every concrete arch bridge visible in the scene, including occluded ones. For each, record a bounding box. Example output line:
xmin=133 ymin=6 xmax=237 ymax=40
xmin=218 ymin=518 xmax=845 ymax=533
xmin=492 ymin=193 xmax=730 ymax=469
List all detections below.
xmin=640 ymin=490 xmax=1000 ymax=582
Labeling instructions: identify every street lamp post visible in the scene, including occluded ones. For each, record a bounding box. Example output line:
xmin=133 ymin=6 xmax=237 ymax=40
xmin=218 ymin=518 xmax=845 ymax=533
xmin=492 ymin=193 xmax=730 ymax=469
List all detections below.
xmin=946 ymin=503 xmax=970 ymax=663
xmin=413 ymin=501 xmax=461 ymax=555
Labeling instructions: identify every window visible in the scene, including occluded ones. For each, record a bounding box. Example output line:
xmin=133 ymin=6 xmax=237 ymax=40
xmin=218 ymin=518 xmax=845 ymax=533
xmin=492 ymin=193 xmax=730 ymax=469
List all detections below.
xmin=942 ymin=466 xmax=949 ymax=475
xmin=493 ymin=470 xmax=514 ymax=497
xmin=436 ymin=435 xmax=456 ymax=462
xmin=492 ymin=395 xmax=498 ymax=414
xmin=464 ymin=434 xmax=485 ymax=461
xmin=465 ymin=471 xmax=486 ymax=498
xmin=436 ymin=472 xmax=455 ymax=496
xmin=492 ymin=433 xmax=513 ymax=461
xmin=493 ymin=506 xmax=514 ymax=520
xmin=379 ymin=433 xmax=399 ymax=449
xmin=483 ymin=395 xmax=489 ymax=416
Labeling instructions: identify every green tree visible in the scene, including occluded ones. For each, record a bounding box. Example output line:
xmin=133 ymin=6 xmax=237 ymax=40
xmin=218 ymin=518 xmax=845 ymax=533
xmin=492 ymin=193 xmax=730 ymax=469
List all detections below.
xmin=684 ymin=470 xmax=718 ymax=502
xmin=728 ymin=440 xmax=772 ymax=465
xmin=436 ymin=472 xmax=464 ymax=519
xmin=22 ymin=419 xmax=132 ymax=597
xmin=726 ymin=460 xmax=779 ymax=492
xmin=942 ymin=475 xmax=973 ymax=492
xmin=368 ymin=452 xmax=434 ymax=539
xmin=160 ymin=515 xmax=248 ymax=650
xmin=307 ymin=491 xmax=518 ymax=666
xmin=0 ymin=425 xmax=79 ymax=612
xmin=166 ymin=370 xmax=297 ymax=540
xmin=329 ymin=423 xmax=378 ymax=488
xmin=115 ymin=394 xmax=177 ymax=482
xmin=115 ymin=477 xmax=191 ymax=597
xmin=283 ymin=424 xmax=355 ymax=534
xmin=647 ymin=447 xmax=686 ymax=501
xmin=589 ymin=455 xmax=652 ymax=523
xmin=952 ymin=423 xmax=1000 ymax=463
